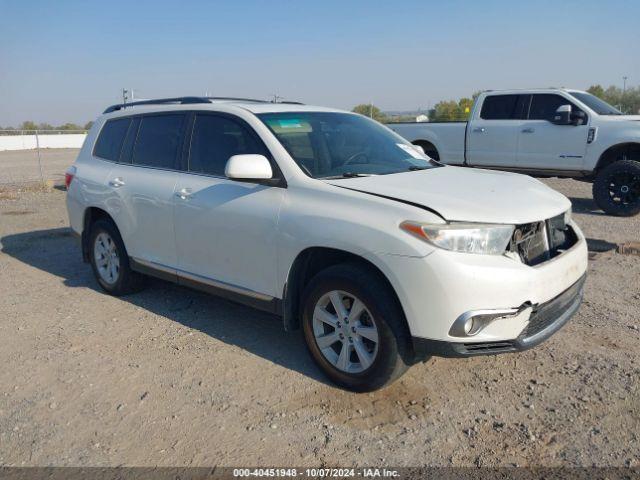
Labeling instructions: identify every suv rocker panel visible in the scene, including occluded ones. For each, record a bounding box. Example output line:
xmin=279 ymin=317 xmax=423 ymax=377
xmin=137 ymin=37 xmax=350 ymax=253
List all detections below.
xmin=129 ymin=258 xmax=283 ymax=315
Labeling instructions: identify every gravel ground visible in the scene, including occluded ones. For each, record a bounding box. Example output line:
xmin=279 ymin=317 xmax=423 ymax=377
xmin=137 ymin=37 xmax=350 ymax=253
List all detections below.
xmin=0 ymin=154 xmax=639 ymax=467
xmin=0 ymin=149 xmax=78 ymax=185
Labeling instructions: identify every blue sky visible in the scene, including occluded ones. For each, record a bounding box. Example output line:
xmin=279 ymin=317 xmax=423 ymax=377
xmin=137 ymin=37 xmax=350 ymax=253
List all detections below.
xmin=1 ymin=0 xmax=638 ymax=125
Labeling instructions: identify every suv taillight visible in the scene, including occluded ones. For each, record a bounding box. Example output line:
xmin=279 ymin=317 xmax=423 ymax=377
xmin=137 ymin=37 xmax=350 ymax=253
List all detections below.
xmin=65 ymin=166 xmax=77 ymax=190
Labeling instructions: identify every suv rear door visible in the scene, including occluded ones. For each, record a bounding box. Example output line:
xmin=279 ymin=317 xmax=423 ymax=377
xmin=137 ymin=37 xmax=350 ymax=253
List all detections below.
xmin=516 ymin=93 xmax=589 ymax=171
xmin=466 ymin=94 xmax=528 ymax=167
xmin=173 ymin=112 xmax=285 ymax=300
xmin=103 ymin=112 xmax=188 ymax=269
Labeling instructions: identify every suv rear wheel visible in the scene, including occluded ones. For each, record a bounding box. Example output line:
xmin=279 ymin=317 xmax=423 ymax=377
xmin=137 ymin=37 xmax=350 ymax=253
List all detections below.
xmin=301 ymin=263 xmax=412 ymax=392
xmin=593 ymin=160 xmax=640 ymax=216
xmin=89 ymin=218 xmax=145 ymax=295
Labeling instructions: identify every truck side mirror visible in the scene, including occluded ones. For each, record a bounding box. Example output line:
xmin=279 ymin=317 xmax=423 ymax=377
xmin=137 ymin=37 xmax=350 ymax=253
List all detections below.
xmin=552 ymin=105 xmax=572 ymax=125
xmin=571 ymin=110 xmax=587 ymax=126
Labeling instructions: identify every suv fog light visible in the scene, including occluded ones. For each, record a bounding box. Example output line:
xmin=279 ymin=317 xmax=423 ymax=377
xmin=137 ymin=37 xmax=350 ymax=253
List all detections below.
xmin=464 ymin=317 xmax=475 ymax=335
xmin=450 ymin=307 xmax=526 ymax=338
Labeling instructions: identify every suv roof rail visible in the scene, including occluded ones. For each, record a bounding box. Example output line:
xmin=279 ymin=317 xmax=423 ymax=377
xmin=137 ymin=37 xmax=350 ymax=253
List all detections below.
xmin=103 ymin=96 xmax=304 ymax=114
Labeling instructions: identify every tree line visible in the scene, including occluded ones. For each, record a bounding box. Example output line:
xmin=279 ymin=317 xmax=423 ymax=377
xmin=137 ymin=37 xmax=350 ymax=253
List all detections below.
xmin=353 ymin=83 xmax=640 ymax=123
xmin=0 ymin=121 xmax=93 ymax=132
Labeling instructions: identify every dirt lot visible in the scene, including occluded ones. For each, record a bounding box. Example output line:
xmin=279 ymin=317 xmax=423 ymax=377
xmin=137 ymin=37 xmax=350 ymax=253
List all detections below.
xmin=0 ymin=154 xmax=639 ymax=467
xmin=0 ymin=149 xmax=79 ymax=185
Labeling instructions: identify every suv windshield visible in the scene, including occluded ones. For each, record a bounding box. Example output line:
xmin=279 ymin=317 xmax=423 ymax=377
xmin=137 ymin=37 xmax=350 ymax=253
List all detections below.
xmin=258 ymin=112 xmax=437 ymax=178
xmin=569 ymin=92 xmax=622 ymax=115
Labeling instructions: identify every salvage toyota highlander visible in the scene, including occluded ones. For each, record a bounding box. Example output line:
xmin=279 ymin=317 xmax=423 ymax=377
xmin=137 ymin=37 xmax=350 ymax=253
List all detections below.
xmin=66 ymin=97 xmax=588 ymax=391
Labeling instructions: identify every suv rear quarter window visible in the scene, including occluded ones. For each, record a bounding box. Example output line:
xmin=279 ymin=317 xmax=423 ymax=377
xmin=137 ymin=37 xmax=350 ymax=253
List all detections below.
xmin=132 ymin=114 xmax=187 ymax=169
xmin=93 ymin=118 xmax=132 ymax=161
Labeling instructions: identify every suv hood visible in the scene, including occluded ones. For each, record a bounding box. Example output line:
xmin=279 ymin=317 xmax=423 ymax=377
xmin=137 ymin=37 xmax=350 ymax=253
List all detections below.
xmin=326 ymin=166 xmax=571 ymax=224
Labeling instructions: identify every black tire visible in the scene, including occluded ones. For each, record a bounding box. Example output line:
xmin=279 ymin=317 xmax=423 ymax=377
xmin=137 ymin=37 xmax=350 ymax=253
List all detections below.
xmin=301 ymin=263 xmax=412 ymax=392
xmin=88 ymin=218 xmax=145 ymax=296
xmin=593 ymin=160 xmax=640 ymax=217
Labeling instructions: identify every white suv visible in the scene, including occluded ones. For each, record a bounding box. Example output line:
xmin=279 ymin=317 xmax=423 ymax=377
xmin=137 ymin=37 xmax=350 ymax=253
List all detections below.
xmin=66 ymin=97 xmax=588 ymax=391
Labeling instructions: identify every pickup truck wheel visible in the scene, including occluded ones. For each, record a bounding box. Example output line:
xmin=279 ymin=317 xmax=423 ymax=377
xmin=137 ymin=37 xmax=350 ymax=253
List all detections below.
xmin=301 ymin=263 xmax=410 ymax=392
xmin=593 ymin=160 xmax=640 ymax=216
xmin=413 ymin=142 xmax=440 ymax=161
xmin=89 ymin=219 xmax=145 ymax=296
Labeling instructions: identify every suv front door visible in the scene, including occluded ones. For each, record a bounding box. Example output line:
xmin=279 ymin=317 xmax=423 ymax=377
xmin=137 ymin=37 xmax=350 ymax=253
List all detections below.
xmin=173 ymin=112 xmax=285 ymax=300
xmin=517 ymin=93 xmax=589 ymax=171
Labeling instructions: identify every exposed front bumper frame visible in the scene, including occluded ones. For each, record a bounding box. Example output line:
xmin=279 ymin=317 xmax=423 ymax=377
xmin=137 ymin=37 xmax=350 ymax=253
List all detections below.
xmin=412 ymin=273 xmax=586 ymax=359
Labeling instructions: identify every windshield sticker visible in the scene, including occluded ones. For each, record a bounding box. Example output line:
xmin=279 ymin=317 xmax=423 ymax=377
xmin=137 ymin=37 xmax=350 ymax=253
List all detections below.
xmin=396 ymin=143 xmax=427 ymax=160
xmin=278 ymin=119 xmax=303 ymax=128
xmin=266 ymin=119 xmax=313 ymax=134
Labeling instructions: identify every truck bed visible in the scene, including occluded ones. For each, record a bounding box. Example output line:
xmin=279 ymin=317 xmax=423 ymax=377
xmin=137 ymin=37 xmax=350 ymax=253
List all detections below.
xmin=387 ymin=122 xmax=467 ymax=165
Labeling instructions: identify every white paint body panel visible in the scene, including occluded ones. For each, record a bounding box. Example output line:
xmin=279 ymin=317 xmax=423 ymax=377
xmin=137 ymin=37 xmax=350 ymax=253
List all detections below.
xmin=66 ymin=100 xmax=589 ymax=346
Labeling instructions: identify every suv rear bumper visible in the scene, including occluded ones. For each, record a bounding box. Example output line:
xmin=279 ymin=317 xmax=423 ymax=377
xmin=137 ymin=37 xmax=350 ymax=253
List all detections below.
xmin=412 ymin=273 xmax=585 ymax=358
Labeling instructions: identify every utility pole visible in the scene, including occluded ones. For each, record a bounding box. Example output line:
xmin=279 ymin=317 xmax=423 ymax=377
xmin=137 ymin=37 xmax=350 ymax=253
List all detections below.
xmin=369 ymin=102 xmax=373 ymax=118
xmin=623 ymin=76 xmax=628 ymax=114
xmin=122 ymin=88 xmax=135 ymax=104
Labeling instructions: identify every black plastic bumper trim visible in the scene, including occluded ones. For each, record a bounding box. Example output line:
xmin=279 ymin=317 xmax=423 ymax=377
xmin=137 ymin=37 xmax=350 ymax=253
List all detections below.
xmin=412 ymin=274 xmax=586 ymax=359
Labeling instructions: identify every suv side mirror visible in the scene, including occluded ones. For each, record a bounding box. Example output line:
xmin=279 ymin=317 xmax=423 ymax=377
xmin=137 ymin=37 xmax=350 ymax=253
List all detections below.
xmin=225 ymin=154 xmax=273 ymax=181
xmin=552 ymin=104 xmax=572 ymax=125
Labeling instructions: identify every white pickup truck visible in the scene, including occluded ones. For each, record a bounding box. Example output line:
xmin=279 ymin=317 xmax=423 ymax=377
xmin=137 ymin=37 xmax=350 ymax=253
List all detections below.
xmin=389 ymin=89 xmax=640 ymax=216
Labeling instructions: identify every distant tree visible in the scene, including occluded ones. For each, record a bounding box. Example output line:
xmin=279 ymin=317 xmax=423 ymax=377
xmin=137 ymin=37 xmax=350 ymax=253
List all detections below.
xmin=352 ymin=104 xmax=387 ymax=123
xmin=587 ymin=84 xmax=640 ymax=114
xmin=56 ymin=122 xmax=84 ymax=131
xmin=587 ymin=84 xmax=605 ymax=99
xmin=37 ymin=122 xmax=54 ymax=131
xmin=20 ymin=121 xmax=38 ymax=131
xmin=84 ymin=121 xmax=94 ymax=130
xmin=429 ymin=97 xmax=474 ymax=122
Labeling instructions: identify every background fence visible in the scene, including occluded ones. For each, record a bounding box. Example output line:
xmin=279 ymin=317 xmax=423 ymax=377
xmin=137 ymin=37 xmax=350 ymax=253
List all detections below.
xmin=0 ymin=130 xmax=86 ymax=186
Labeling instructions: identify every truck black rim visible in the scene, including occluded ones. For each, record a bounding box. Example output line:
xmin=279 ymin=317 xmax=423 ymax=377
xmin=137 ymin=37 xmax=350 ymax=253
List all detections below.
xmin=607 ymin=171 xmax=640 ymax=209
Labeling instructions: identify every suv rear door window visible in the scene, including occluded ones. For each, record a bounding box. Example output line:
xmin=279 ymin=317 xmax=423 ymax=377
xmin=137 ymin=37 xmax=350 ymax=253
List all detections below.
xmin=132 ymin=114 xmax=187 ymax=169
xmin=94 ymin=118 xmax=132 ymax=161
xmin=480 ymin=95 xmax=528 ymax=120
xmin=528 ymin=94 xmax=584 ymax=121
xmin=188 ymin=114 xmax=266 ymax=176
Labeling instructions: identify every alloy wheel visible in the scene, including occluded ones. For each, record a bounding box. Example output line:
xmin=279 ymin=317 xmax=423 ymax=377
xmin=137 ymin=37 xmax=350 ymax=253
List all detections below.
xmin=312 ymin=290 xmax=379 ymax=374
xmin=93 ymin=232 xmax=120 ymax=285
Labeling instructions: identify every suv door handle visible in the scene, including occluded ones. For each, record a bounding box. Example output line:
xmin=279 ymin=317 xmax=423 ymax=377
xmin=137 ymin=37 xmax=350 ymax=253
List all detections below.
xmin=109 ymin=177 xmax=125 ymax=188
xmin=472 ymin=127 xmax=486 ymax=133
xmin=175 ymin=188 xmax=193 ymax=200
xmin=521 ymin=128 xmax=535 ymax=133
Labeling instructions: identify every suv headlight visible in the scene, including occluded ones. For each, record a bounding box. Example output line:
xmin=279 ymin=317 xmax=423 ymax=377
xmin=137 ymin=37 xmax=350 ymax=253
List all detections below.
xmin=400 ymin=221 xmax=514 ymax=255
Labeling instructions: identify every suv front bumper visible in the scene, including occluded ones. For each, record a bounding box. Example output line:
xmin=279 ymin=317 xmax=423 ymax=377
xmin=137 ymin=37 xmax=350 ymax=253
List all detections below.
xmin=412 ymin=273 xmax=585 ymax=358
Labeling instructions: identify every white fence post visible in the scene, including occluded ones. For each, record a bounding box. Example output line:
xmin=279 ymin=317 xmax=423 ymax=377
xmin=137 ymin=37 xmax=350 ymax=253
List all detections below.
xmin=34 ymin=130 xmax=44 ymax=184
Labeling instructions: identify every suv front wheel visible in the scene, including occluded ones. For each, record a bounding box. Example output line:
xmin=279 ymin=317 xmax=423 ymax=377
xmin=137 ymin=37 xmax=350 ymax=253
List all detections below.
xmin=301 ymin=263 xmax=413 ymax=392
xmin=89 ymin=218 xmax=145 ymax=295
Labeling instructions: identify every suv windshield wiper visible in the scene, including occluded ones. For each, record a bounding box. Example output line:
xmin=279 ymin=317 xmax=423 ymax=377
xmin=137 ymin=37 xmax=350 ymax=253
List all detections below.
xmin=322 ymin=172 xmax=371 ymax=179
xmin=408 ymin=165 xmax=428 ymax=171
